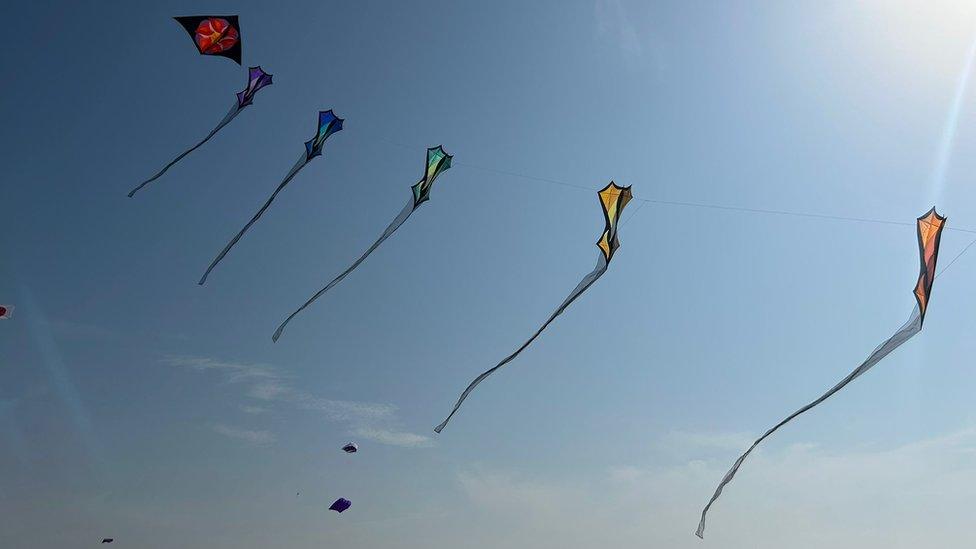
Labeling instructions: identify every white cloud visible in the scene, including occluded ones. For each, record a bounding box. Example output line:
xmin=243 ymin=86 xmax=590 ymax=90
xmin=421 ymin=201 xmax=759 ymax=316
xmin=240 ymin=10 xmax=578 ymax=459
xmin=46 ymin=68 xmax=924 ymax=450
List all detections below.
xmin=169 ymin=356 xmax=429 ymax=448
xmin=452 ymin=427 xmax=976 ymax=548
xmin=165 ymin=356 xmax=277 ymax=383
xmin=353 ymin=427 xmax=432 ymax=448
xmin=247 ymin=380 xmax=290 ymax=401
xmin=211 ymin=424 xmax=275 ymax=445
xmin=240 ymin=406 xmax=268 ymax=415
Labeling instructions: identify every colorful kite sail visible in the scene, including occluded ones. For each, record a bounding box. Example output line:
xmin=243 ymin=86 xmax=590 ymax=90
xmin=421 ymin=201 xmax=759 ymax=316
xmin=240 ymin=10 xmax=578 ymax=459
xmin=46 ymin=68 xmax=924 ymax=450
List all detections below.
xmin=433 ymin=182 xmax=633 ymax=433
xmin=329 ymin=498 xmax=352 ymax=513
xmin=127 ymin=66 xmax=273 ymax=197
xmin=0 ymin=305 xmax=13 ymax=319
xmin=174 ymin=16 xmax=242 ymax=64
xmin=198 ymin=110 xmax=344 ymax=285
xmin=271 ymin=145 xmax=453 ymax=341
xmin=695 ymin=207 xmax=946 ymax=539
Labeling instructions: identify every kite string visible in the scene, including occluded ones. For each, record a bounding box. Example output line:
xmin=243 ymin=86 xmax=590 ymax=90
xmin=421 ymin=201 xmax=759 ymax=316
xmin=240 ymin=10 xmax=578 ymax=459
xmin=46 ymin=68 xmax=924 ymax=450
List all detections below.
xmin=936 ymin=235 xmax=976 ymax=278
xmin=620 ymin=199 xmax=646 ymax=228
xmin=362 ymin=133 xmax=976 ymax=235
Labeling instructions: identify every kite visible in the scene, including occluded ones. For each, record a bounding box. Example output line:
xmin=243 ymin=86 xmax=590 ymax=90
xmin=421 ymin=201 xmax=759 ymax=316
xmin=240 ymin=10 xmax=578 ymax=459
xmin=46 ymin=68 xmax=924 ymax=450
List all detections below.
xmin=695 ymin=207 xmax=946 ymax=539
xmin=173 ymin=16 xmax=242 ymax=64
xmin=198 ymin=110 xmax=344 ymax=285
xmin=434 ymin=181 xmax=633 ymax=433
xmin=342 ymin=442 xmax=358 ymax=453
xmin=101 ymin=539 xmax=114 ymax=544
xmin=329 ymin=498 xmax=352 ymax=513
xmin=271 ymin=145 xmax=453 ymax=341
xmin=127 ymin=66 xmax=273 ymax=197
xmin=0 ymin=305 xmax=12 ymax=319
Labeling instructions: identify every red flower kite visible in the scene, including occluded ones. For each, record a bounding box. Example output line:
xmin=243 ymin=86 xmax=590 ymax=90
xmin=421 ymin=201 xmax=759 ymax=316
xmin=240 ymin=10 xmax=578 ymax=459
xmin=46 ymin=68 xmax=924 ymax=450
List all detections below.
xmin=174 ymin=16 xmax=242 ymax=64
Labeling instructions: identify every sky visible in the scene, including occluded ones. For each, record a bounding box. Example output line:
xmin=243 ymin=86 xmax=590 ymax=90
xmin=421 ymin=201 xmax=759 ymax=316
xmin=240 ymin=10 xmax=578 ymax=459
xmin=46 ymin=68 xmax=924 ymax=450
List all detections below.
xmin=4 ymin=1 xmax=976 ymax=547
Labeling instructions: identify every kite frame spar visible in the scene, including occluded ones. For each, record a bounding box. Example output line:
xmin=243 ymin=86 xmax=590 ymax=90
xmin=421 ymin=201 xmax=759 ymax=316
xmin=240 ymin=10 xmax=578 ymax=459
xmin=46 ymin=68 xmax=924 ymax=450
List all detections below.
xmin=695 ymin=207 xmax=946 ymax=538
xmin=433 ymin=181 xmax=632 ymax=433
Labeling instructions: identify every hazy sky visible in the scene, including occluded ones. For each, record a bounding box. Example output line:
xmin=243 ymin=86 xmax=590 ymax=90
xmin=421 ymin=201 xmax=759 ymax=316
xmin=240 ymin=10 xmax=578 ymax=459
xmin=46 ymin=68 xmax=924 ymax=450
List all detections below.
xmin=4 ymin=1 xmax=976 ymax=547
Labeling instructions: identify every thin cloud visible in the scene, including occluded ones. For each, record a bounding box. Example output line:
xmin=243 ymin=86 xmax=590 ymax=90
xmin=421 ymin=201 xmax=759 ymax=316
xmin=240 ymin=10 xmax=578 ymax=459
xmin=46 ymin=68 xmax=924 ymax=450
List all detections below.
xmin=169 ymin=356 xmax=430 ymax=448
xmin=211 ymin=424 xmax=275 ymax=445
xmin=354 ymin=427 xmax=432 ymax=448
xmin=455 ymin=427 xmax=976 ymax=548
xmin=240 ymin=405 xmax=268 ymax=415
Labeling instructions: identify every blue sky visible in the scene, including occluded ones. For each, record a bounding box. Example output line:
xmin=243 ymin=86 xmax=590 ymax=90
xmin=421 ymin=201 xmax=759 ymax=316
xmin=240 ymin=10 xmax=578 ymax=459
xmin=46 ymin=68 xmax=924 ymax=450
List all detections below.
xmin=4 ymin=1 xmax=976 ymax=547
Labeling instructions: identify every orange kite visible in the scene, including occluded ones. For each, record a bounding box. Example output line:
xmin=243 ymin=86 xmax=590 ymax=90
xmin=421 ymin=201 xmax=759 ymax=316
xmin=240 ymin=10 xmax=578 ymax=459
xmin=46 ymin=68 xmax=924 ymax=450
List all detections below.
xmin=696 ymin=207 xmax=946 ymax=538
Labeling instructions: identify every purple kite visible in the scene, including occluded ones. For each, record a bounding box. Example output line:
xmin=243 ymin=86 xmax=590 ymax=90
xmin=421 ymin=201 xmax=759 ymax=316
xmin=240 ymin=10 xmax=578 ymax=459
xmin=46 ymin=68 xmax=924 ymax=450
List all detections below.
xmin=127 ymin=66 xmax=273 ymax=197
xmin=0 ymin=305 xmax=12 ymax=319
xmin=329 ymin=498 xmax=351 ymax=513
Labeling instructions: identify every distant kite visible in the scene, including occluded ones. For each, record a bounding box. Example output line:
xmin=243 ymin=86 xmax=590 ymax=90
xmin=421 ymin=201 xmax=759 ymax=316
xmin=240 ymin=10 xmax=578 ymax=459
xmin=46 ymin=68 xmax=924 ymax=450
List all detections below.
xmin=434 ymin=182 xmax=633 ymax=433
xmin=272 ymin=145 xmax=453 ymax=341
xmin=174 ymin=16 xmax=242 ymax=64
xmin=199 ymin=110 xmax=344 ymax=285
xmin=342 ymin=442 xmax=358 ymax=453
xmin=127 ymin=66 xmax=273 ymax=197
xmin=101 ymin=539 xmax=114 ymax=544
xmin=696 ymin=207 xmax=946 ymax=539
xmin=0 ymin=305 xmax=12 ymax=319
xmin=329 ymin=498 xmax=352 ymax=513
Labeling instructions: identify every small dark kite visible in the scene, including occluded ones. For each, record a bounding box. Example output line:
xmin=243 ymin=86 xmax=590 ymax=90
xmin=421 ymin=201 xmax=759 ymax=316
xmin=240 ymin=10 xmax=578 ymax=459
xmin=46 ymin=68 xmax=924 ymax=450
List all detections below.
xmin=329 ymin=498 xmax=351 ymax=513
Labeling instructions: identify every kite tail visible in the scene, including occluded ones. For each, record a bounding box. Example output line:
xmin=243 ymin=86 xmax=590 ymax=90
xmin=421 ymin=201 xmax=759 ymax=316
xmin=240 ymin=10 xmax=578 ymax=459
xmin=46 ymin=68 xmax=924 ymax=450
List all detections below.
xmin=695 ymin=306 xmax=923 ymax=538
xmin=434 ymin=254 xmax=609 ymax=433
xmin=198 ymin=156 xmax=308 ymax=285
xmin=273 ymin=198 xmax=416 ymax=342
xmin=128 ymin=105 xmax=241 ymax=198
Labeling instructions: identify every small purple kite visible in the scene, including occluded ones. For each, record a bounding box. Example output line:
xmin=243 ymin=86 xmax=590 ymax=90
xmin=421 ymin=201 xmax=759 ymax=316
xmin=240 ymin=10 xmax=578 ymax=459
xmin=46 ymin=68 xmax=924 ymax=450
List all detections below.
xmin=341 ymin=442 xmax=358 ymax=453
xmin=329 ymin=498 xmax=351 ymax=513
xmin=0 ymin=305 xmax=12 ymax=319
xmin=127 ymin=66 xmax=273 ymax=197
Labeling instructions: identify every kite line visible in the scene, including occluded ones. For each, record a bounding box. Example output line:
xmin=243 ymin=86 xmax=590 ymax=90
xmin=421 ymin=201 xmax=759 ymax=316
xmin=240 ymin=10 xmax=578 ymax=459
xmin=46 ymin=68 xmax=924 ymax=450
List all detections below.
xmin=361 ymin=134 xmax=976 ymax=236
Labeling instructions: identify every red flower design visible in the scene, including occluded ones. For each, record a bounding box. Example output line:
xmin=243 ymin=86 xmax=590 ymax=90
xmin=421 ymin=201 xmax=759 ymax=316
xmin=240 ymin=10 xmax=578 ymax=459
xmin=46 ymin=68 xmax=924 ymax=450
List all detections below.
xmin=194 ymin=18 xmax=239 ymax=54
